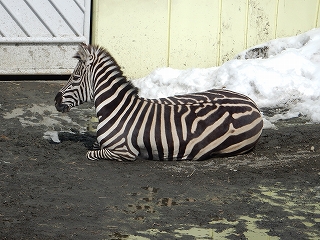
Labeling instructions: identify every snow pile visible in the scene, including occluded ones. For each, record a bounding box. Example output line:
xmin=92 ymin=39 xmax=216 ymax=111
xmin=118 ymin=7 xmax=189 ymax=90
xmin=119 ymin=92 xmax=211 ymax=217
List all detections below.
xmin=133 ymin=28 xmax=320 ymax=125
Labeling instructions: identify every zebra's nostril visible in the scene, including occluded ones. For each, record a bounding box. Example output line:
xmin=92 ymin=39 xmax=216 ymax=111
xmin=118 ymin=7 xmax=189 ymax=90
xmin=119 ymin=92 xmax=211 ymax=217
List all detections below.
xmin=54 ymin=92 xmax=69 ymax=112
xmin=54 ymin=92 xmax=63 ymax=104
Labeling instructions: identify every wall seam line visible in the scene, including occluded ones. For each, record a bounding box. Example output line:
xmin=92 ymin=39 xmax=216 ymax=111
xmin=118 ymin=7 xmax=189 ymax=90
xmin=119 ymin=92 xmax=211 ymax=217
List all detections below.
xmin=315 ymin=0 xmax=320 ymax=28
xmin=274 ymin=0 xmax=280 ymax=39
xmin=166 ymin=0 xmax=172 ymax=67
xmin=245 ymin=0 xmax=250 ymax=49
xmin=217 ymin=0 xmax=222 ymax=66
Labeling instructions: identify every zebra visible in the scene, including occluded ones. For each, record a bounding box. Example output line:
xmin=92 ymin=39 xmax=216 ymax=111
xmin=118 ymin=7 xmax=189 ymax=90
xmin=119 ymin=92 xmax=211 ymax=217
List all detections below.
xmin=55 ymin=43 xmax=263 ymax=161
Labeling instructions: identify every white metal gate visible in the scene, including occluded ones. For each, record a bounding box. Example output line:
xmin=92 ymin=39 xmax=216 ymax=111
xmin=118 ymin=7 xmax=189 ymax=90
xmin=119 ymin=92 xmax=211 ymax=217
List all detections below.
xmin=0 ymin=0 xmax=91 ymax=75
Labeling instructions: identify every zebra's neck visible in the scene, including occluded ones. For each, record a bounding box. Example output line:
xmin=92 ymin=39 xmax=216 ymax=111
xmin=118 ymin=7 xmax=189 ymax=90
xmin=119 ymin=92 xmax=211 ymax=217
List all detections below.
xmin=92 ymin=55 xmax=139 ymax=116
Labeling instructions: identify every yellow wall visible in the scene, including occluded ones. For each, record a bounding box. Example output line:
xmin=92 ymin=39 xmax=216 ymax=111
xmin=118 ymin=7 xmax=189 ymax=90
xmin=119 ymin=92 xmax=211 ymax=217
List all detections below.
xmin=92 ymin=0 xmax=320 ymax=79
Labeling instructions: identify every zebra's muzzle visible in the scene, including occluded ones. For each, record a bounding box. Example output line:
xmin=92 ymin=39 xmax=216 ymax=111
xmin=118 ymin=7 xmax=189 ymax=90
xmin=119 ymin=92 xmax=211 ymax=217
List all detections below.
xmin=55 ymin=92 xmax=70 ymax=113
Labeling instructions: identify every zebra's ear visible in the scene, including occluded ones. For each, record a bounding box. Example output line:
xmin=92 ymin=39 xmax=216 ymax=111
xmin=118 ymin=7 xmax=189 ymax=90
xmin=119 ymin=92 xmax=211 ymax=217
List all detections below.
xmin=75 ymin=43 xmax=91 ymax=62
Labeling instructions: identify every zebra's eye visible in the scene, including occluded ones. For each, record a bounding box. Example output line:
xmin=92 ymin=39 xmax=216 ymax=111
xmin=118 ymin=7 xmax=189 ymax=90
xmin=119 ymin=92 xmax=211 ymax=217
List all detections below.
xmin=71 ymin=75 xmax=81 ymax=87
xmin=73 ymin=75 xmax=81 ymax=80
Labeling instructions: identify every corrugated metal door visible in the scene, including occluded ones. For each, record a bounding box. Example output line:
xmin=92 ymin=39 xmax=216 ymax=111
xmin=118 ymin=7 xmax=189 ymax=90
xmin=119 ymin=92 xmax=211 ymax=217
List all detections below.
xmin=0 ymin=0 xmax=91 ymax=75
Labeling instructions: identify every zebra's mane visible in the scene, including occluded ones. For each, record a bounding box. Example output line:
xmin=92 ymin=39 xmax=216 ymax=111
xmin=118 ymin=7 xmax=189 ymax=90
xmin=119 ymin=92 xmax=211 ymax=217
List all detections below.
xmin=75 ymin=43 xmax=139 ymax=96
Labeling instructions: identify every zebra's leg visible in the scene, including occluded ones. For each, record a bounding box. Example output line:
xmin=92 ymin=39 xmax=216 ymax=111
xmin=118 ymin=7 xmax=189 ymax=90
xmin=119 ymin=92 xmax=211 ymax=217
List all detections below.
xmin=92 ymin=141 xmax=100 ymax=150
xmin=86 ymin=149 xmax=136 ymax=161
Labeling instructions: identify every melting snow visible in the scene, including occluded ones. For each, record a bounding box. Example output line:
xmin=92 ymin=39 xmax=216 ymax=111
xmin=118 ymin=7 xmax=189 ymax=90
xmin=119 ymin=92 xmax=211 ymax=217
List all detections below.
xmin=133 ymin=28 xmax=320 ymax=127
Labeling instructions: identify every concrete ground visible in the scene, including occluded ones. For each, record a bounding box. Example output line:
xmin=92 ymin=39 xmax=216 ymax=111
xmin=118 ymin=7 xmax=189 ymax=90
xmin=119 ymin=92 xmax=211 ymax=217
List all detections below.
xmin=0 ymin=81 xmax=320 ymax=239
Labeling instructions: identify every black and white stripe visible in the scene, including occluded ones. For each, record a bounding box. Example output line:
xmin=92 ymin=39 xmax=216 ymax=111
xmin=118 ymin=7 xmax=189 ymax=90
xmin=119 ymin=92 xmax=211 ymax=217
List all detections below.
xmin=55 ymin=43 xmax=263 ymax=161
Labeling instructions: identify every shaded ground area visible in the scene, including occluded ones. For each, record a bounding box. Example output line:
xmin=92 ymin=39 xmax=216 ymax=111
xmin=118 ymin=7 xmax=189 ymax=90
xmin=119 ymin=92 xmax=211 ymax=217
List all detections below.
xmin=0 ymin=81 xmax=319 ymax=239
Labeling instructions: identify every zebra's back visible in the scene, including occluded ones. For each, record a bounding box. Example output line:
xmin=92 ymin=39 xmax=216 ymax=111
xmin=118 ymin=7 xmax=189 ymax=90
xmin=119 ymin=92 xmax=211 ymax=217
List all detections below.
xmin=96 ymin=88 xmax=263 ymax=161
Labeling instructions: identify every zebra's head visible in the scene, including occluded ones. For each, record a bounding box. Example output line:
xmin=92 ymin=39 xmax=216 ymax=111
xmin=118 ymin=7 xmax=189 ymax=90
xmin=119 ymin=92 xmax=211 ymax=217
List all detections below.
xmin=55 ymin=43 xmax=95 ymax=112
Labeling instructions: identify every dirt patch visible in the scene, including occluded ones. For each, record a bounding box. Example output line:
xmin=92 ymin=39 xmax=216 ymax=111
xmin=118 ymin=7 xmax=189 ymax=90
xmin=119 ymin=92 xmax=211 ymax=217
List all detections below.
xmin=1 ymin=81 xmax=320 ymax=239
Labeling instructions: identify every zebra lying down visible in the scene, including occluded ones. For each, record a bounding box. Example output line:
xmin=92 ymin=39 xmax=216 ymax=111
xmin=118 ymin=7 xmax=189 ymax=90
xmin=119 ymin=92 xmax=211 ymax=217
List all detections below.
xmin=55 ymin=43 xmax=263 ymax=161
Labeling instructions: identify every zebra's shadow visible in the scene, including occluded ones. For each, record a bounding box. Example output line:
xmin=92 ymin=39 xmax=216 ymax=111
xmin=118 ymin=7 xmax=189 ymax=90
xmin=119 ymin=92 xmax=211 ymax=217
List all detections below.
xmin=57 ymin=131 xmax=96 ymax=150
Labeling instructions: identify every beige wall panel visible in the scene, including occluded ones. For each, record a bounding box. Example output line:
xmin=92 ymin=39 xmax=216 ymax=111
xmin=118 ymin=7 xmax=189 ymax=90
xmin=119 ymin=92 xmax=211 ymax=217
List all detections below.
xmin=247 ymin=0 xmax=278 ymax=47
xmin=169 ymin=0 xmax=220 ymax=68
xmin=219 ymin=0 xmax=248 ymax=64
xmin=276 ymin=0 xmax=319 ymax=38
xmin=91 ymin=0 xmax=320 ymax=78
xmin=92 ymin=0 xmax=168 ymax=79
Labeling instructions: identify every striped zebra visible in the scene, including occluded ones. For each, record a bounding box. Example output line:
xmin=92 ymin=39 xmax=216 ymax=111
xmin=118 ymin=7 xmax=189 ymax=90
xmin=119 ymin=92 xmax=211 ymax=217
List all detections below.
xmin=55 ymin=43 xmax=263 ymax=161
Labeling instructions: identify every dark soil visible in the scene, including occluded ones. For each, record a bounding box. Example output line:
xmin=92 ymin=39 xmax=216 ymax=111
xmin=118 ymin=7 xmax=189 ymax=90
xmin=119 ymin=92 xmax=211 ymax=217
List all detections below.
xmin=0 ymin=81 xmax=319 ymax=240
